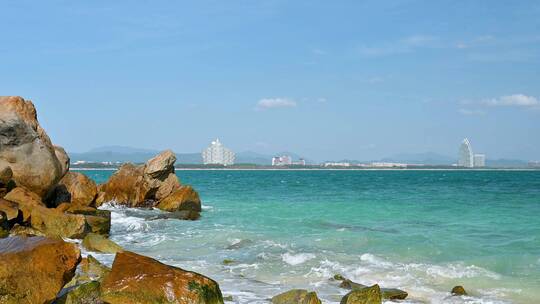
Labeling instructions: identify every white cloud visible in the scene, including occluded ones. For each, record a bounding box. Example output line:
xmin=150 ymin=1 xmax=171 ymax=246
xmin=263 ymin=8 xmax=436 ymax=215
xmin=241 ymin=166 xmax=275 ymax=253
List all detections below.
xmin=481 ymin=94 xmax=539 ymax=107
xmin=256 ymin=98 xmax=297 ymax=110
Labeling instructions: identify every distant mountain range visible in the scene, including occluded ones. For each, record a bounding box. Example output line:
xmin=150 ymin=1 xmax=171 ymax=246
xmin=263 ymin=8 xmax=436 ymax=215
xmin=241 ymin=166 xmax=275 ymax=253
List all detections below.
xmin=70 ymin=146 xmax=530 ymax=167
xmin=69 ymin=146 xmax=312 ymax=165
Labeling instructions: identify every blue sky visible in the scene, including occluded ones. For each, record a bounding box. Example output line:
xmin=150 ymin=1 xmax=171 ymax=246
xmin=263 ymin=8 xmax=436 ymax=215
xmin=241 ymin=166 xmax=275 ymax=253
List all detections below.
xmin=1 ymin=1 xmax=539 ymax=161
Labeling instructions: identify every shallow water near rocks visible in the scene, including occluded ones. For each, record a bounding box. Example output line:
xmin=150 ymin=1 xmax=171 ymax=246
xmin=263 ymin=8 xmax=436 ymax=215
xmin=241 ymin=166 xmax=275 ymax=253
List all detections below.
xmin=79 ymin=169 xmax=540 ymax=304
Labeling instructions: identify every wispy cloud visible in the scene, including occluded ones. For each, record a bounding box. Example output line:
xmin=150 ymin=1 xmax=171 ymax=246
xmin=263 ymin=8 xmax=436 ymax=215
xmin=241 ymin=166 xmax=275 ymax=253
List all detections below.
xmin=256 ymin=98 xmax=297 ymax=110
xmin=459 ymin=94 xmax=540 ymax=115
xmin=357 ymin=34 xmax=439 ymax=57
xmin=481 ymin=94 xmax=539 ymax=107
xmin=459 ymin=108 xmax=485 ymax=116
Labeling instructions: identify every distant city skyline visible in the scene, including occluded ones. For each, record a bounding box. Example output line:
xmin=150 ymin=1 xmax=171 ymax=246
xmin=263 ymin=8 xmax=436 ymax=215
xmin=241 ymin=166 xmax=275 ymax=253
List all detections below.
xmin=1 ymin=1 xmax=539 ymax=160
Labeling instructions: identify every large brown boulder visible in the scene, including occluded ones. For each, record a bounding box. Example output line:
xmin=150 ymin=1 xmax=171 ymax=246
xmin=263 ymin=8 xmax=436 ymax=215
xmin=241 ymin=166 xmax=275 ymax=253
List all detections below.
xmin=100 ymin=251 xmax=224 ymax=304
xmin=30 ymin=205 xmax=88 ymax=239
xmin=144 ymin=149 xmax=176 ymax=181
xmin=54 ymin=145 xmax=70 ymax=177
xmin=155 ymin=173 xmax=181 ymax=201
xmin=48 ymin=171 xmax=98 ymax=207
xmin=96 ymin=150 xmax=187 ymax=208
xmin=95 ymin=163 xmax=149 ymax=207
xmin=0 ymin=236 xmax=81 ymax=304
xmin=0 ymin=96 xmax=65 ymax=198
xmin=272 ymin=289 xmax=322 ymax=304
xmin=156 ymin=186 xmax=201 ymax=212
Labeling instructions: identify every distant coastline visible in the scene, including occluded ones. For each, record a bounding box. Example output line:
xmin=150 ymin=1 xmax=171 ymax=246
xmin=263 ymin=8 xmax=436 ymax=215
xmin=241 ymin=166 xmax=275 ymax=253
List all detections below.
xmin=72 ymin=167 xmax=540 ymax=171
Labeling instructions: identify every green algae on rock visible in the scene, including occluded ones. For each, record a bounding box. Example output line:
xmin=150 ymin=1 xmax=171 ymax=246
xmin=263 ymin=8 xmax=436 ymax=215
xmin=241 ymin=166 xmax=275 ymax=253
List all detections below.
xmin=271 ymin=289 xmax=322 ymax=304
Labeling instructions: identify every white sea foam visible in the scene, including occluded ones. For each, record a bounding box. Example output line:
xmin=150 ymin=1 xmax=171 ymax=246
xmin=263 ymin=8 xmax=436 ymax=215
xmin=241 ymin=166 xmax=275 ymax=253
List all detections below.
xmin=202 ymin=204 xmax=214 ymax=210
xmin=282 ymin=252 xmax=316 ymax=266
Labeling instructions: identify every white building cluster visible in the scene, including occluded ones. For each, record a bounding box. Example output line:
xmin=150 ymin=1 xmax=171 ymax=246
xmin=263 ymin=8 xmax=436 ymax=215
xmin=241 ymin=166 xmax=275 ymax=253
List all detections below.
xmin=202 ymin=139 xmax=235 ymax=165
xmin=272 ymin=155 xmax=306 ymax=166
xmin=458 ymin=138 xmax=486 ymax=168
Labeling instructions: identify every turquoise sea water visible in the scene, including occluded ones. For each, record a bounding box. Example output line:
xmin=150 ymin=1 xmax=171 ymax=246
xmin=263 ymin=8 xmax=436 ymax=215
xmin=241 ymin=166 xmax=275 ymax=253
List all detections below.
xmin=79 ymin=169 xmax=540 ymax=304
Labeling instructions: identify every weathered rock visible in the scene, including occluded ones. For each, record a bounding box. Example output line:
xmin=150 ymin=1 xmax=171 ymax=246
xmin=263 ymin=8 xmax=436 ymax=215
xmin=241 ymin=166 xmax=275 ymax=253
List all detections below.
xmin=82 ymin=233 xmax=123 ymax=253
xmin=0 ymin=165 xmax=12 ymax=185
xmin=451 ymin=285 xmax=467 ymax=296
xmin=56 ymin=281 xmax=102 ymax=304
xmin=95 ymin=150 xmax=193 ymax=210
xmin=223 ymin=295 xmax=234 ymax=302
xmin=4 ymin=186 xmax=45 ymax=207
xmin=3 ymin=186 xmax=46 ymax=221
xmin=271 ymin=289 xmax=322 ymax=304
xmin=0 ymin=236 xmax=81 ymax=304
xmin=48 ymin=171 xmax=97 ymax=207
xmin=100 ymin=251 xmax=224 ymax=304
xmin=64 ymin=205 xmax=111 ymax=235
xmin=0 ymin=211 xmax=8 ymax=238
xmin=144 ymin=149 xmax=176 ymax=180
xmin=54 ymin=145 xmax=70 ymax=177
xmin=30 ymin=206 xmax=88 ymax=239
xmin=0 ymin=96 xmax=65 ymax=198
xmin=81 ymin=255 xmax=111 ymax=281
xmin=95 ymin=163 xmax=149 ymax=207
xmin=8 ymin=224 xmax=45 ymax=237
xmin=0 ymin=198 xmax=22 ymax=223
xmin=155 ymin=173 xmax=181 ymax=201
xmin=337 ymin=275 xmax=408 ymax=300
xmin=340 ymin=284 xmax=382 ymax=304
xmin=65 ymin=255 xmax=111 ymax=288
xmin=156 ymin=186 xmax=202 ymax=212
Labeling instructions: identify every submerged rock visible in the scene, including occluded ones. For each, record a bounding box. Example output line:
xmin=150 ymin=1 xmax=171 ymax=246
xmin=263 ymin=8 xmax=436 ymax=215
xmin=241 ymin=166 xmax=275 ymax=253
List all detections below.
xmin=340 ymin=284 xmax=382 ymax=304
xmin=82 ymin=233 xmax=123 ymax=254
xmin=226 ymin=239 xmax=253 ymax=250
xmin=271 ymin=289 xmax=322 ymax=304
xmin=156 ymin=185 xmax=201 ymax=212
xmin=0 ymin=96 xmax=65 ymax=198
xmin=48 ymin=171 xmax=98 ymax=207
xmin=451 ymin=285 xmax=468 ymax=296
xmin=336 ymin=275 xmax=408 ymax=300
xmin=100 ymin=251 xmax=224 ymax=304
xmin=0 ymin=236 xmax=81 ymax=304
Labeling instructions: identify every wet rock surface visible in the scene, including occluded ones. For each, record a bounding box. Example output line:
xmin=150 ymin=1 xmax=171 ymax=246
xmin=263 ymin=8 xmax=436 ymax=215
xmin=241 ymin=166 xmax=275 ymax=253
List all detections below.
xmin=100 ymin=251 xmax=224 ymax=304
xmin=0 ymin=236 xmax=81 ymax=304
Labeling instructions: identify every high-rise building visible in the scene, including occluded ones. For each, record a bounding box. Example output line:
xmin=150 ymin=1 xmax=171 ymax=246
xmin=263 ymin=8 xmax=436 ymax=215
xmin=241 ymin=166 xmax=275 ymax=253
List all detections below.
xmin=474 ymin=154 xmax=486 ymax=167
xmin=202 ymin=139 xmax=235 ymax=165
xmin=458 ymin=138 xmax=474 ymax=168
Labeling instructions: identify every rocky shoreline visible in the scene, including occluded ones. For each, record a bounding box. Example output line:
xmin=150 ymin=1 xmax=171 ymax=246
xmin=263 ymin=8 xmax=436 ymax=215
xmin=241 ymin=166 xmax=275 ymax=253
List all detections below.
xmin=0 ymin=96 xmax=467 ymax=303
